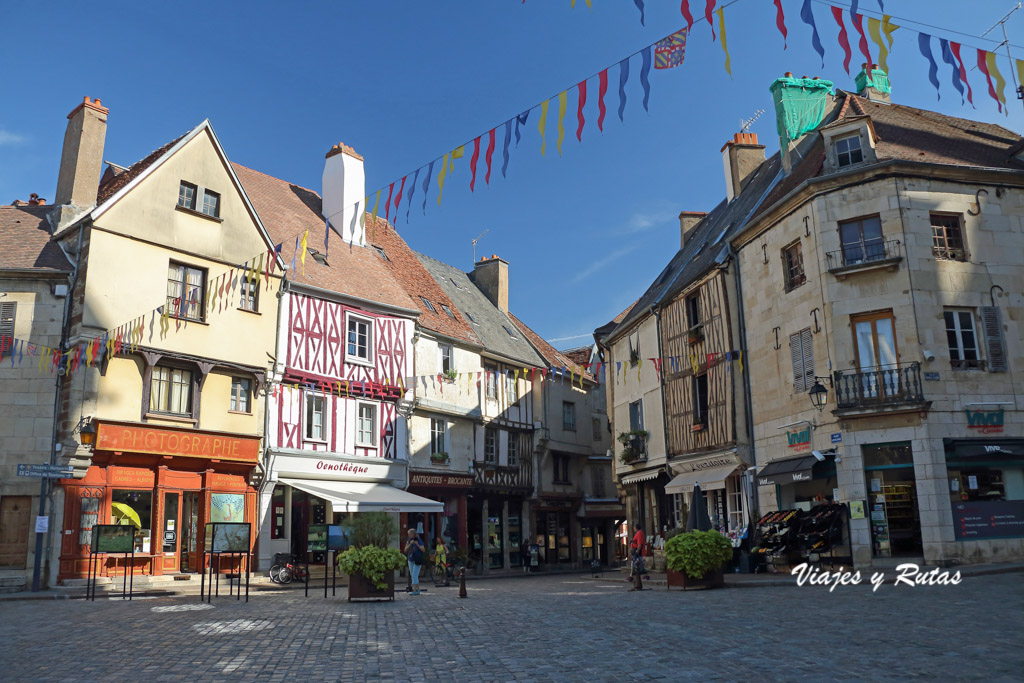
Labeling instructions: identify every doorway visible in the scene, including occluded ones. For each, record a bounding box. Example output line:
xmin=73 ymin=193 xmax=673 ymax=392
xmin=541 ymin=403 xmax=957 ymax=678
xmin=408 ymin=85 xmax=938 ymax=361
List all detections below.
xmin=852 ymin=310 xmax=899 ymax=399
xmin=0 ymin=496 xmax=31 ymax=568
xmin=864 ymin=443 xmax=923 ymax=558
xmin=180 ymin=492 xmax=200 ymax=572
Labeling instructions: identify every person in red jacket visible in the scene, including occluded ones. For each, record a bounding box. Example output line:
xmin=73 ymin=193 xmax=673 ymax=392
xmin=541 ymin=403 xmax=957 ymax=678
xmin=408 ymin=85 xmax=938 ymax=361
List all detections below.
xmin=627 ymin=525 xmax=649 ymax=581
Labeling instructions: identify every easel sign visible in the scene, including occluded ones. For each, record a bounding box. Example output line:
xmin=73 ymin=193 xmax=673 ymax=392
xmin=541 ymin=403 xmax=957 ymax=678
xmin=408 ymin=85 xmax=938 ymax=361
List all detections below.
xmin=201 ymin=522 xmax=251 ymax=603
xmin=87 ymin=524 xmax=136 ymax=601
xmin=307 ymin=524 xmax=344 ymax=599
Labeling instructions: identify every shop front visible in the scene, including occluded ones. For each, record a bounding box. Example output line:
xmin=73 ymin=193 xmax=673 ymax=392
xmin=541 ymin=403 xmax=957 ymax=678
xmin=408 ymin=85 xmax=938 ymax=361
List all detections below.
xmin=577 ymin=500 xmax=626 ymax=567
xmin=260 ymin=449 xmax=442 ymax=568
xmin=665 ymin=452 xmax=750 ymax=541
xmin=405 ymin=470 xmax=474 ymax=559
xmin=58 ymin=421 xmax=259 ymax=581
xmin=467 ymin=488 xmax=530 ymax=573
xmin=943 ymin=438 xmax=1024 ymax=551
xmin=619 ymin=466 xmax=666 ymax=540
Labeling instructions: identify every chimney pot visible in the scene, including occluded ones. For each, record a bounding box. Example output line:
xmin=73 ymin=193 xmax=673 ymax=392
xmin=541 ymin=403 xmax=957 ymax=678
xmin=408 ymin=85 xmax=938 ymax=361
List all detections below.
xmin=54 ymin=95 xmax=109 ymax=209
xmin=721 ymin=131 xmax=765 ymax=201
xmin=471 ymin=255 xmax=509 ymax=313
xmin=784 ymin=71 xmax=793 ymax=77
xmin=679 ymin=211 xmax=708 ymax=248
xmin=322 ymin=140 xmax=367 ymax=246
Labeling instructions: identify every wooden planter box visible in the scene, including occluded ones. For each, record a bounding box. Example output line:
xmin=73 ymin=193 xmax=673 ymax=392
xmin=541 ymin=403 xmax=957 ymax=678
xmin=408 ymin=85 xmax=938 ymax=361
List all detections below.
xmin=347 ymin=572 xmax=395 ymax=602
xmin=666 ymin=568 xmax=725 ymax=591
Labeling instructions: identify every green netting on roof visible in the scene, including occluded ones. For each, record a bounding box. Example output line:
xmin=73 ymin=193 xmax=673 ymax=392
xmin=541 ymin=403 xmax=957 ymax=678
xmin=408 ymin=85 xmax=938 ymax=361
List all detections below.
xmin=769 ymin=77 xmax=834 ymax=150
xmin=855 ymin=68 xmax=891 ymax=95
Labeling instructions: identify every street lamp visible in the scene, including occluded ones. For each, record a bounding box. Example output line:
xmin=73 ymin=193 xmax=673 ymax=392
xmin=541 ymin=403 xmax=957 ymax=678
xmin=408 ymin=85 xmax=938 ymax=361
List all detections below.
xmin=76 ymin=417 xmax=97 ymax=447
xmin=809 ymin=380 xmax=829 ymax=412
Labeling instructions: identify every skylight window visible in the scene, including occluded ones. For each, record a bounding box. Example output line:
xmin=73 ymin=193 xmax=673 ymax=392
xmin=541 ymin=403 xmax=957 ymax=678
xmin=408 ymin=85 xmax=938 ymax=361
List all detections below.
xmin=420 ymin=297 xmax=436 ymax=312
xmin=307 ymin=248 xmax=328 ymax=266
xmin=450 ymin=277 xmax=462 ymax=289
xmin=693 ymin=242 xmax=706 ymax=256
xmin=712 ymin=227 xmax=729 ymax=246
xmin=465 ymin=312 xmax=478 ymax=324
xmin=441 ymin=304 xmax=455 ymax=318
xmin=503 ymin=325 xmax=518 ymax=339
xmin=375 ymin=246 xmax=389 ymax=262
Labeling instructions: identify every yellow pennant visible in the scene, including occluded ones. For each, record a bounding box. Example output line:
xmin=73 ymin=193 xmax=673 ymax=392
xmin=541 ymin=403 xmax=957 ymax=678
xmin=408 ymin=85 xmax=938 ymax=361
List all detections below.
xmin=437 ymin=153 xmax=449 ymax=206
xmin=299 ymin=230 xmax=309 ymax=274
xmin=881 ymin=15 xmax=898 ymax=52
xmin=866 ymin=18 xmax=889 ymax=75
xmin=717 ymin=8 xmax=731 ymax=78
xmin=738 ymin=350 xmax=744 ymax=373
xmin=986 ymin=51 xmax=1008 ymax=106
xmin=253 ymin=254 xmax=264 ymax=285
xmin=370 ymin=189 xmax=382 ymax=238
xmin=360 ymin=196 xmax=369 ymax=228
xmin=636 ymin=357 xmax=643 ymax=382
xmin=538 ymin=99 xmax=549 ymax=156
xmin=556 ymin=90 xmax=567 ymax=156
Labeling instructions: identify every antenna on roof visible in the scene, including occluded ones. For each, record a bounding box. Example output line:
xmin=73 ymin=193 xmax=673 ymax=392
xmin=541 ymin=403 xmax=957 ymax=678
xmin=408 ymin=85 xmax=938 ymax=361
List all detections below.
xmin=739 ymin=108 xmax=765 ymax=133
xmin=472 ymin=229 xmax=489 ymax=264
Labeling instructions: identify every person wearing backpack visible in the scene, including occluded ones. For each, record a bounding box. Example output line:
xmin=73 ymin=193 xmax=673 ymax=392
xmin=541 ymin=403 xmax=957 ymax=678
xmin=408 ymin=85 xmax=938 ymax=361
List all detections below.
xmin=405 ymin=528 xmax=426 ymax=595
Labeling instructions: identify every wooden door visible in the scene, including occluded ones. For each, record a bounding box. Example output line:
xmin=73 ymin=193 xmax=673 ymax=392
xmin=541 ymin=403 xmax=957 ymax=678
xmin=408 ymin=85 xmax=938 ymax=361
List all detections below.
xmin=0 ymin=496 xmax=32 ymax=568
xmin=852 ymin=310 xmax=899 ymax=398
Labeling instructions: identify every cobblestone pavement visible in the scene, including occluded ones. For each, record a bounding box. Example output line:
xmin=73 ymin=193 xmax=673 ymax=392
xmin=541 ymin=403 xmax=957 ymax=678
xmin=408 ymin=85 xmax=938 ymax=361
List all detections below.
xmin=2 ymin=573 xmax=1022 ymax=681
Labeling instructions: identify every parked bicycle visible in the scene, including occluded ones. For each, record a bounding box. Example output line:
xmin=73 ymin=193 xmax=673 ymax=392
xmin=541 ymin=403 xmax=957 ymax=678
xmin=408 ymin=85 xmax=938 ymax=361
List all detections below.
xmin=269 ymin=553 xmax=309 ymax=584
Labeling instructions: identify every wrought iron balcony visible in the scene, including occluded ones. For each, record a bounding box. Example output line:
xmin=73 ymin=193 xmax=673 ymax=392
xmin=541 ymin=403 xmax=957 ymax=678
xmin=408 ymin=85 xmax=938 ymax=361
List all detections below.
xmin=825 ymin=239 xmax=902 ymax=273
xmin=832 ymin=362 xmax=926 ymax=411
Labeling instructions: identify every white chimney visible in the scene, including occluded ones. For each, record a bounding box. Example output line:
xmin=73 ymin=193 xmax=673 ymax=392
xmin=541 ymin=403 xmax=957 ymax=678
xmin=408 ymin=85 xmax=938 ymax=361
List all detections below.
xmin=322 ymin=142 xmax=366 ymax=246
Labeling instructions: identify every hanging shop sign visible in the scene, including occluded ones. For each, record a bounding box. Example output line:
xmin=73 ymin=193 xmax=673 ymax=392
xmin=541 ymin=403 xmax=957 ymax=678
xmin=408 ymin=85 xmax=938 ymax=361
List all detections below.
xmin=96 ymin=422 xmax=259 ymax=463
xmin=786 ymin=424 xmax=812 ymax=452
xmin=965 ymin=408 xmax=1005 ymax=434
xmin=409 ymin=472 xmax=475 ymax=489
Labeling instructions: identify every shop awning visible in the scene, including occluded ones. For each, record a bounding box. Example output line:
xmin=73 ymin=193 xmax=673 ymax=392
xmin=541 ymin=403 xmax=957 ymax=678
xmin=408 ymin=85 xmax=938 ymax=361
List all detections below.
xmin=664 ymin=464 xmax=741 ymax=495
xmin=279 ymin=478 xmax=443 ymax=513
xmin=756 ymin=455 xmax=828 ymax=487
xmin=620 ymin=468 xmax=662 ymax=485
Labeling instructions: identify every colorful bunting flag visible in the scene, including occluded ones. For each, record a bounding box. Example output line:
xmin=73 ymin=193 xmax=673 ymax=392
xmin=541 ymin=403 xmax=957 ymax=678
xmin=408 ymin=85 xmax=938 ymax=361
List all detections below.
xmin=486 ymin=127 xmax=496 ymax=184
xmin=394 ymin=176 xmax=405 ymax=218
xmin=938 ymin=38 xmax=965 ymax=104
xmin=617 ymin=57 xmax=629 ymax=122
xmin=384 ymin=182 xmax=394 ymax=224
xmin=705 ymin=0 xmax=717 ymax=41
xmin=634 ymin=0 xmax=645 ymax=26
xmin=470 ymin=136 xmax=481 ymax=191
xmin=680 ymin=1 xmax=694 ymax=33
xmin=405 ymin=167 xmax=419 ymax=223
xmin=576 ymin=80 xmax=587 ymax=142
xmin=851 ymin=13 xmax=871 ymax=67
xmin=597 ymin=68 xmax=609 ymax=131
xmin=556 ymin=90 xmax=568 ymax=155
xmin=717 ymin=8 xmax=731 ymax=77
xmin=949 ymin=42 xmax=974 ymax=107
xmin=985 ymin=50 xmax=1008 ymax=110
xmin=832 ymin=6 xmax=852 ymax=75
xmin=538 ymin=99 xmax=549 ymax=156
xmin=501 ymin=120 xmax=513 ymax=178
xmin=640 ymin=46 xmax=652 ymax=109
xmin=421 ymin=160 xmax=435 ymax=214
xmin=977 ymin=49 xmax=1003 ymax=113
xmin=867 ymin=17 xmax=888 ymax=74
xmin=437 ymin=152 xmax=449 ymax=206
xmin=773 ymin=0 xmax=787 ymax=49
xmin=919 ymin=33 xmax=941 ymax=100
xmin=801 ymin=0 xmax=825 ymax=67
xmin=654 ymin=28 xmax=687 ymax=69
xmin=514 ymin=110 xmax=529 ymax=146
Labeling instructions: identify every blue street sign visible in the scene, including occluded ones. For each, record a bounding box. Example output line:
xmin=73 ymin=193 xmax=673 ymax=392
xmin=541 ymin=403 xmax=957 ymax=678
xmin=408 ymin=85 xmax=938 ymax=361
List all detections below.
xmin=17 ymin=464 xmax=74 ymax=478
xmin=830 ymin=433 xmax=842 ymax=444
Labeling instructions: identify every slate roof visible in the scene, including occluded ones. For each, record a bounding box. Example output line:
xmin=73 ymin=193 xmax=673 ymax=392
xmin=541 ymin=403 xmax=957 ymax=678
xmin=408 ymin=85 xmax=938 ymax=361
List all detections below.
xmin=415 ymin=253 xmax=545 ymax=367
xmin=507 ymin=313 xmax=594 ymax=381
xmin=231 ymin=163 xmax=418 ymax=313
xmin=0 ymin=205 xmax=71 ymax=272
xmin=371 ymin=225 xmax=478 ymax=345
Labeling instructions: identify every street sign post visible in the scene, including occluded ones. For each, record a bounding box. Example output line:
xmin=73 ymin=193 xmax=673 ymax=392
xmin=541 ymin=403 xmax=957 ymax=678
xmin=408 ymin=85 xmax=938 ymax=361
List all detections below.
xmin=17 ymin=464 xmax=74 ymax=478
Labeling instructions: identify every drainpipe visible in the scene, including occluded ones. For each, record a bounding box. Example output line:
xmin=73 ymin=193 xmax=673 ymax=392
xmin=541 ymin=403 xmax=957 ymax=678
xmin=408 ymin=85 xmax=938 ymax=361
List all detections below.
xmin=726 ymin=244 xmax=760 ymax=522
xmin=652 ymin=305 xmax=669 ymax=535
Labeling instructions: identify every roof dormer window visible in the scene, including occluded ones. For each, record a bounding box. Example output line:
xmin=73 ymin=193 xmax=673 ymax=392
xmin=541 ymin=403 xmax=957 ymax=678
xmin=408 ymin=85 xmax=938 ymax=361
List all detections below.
xmin=835 ymin=134 xmax=863 ymax=168
xmin=420 ymin=297 xmax=436 ymax=312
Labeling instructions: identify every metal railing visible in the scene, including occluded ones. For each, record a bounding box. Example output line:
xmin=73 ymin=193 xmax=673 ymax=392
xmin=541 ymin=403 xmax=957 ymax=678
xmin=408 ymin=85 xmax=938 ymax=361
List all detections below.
xmin=833 ymin=362 xmax=924 ymax=410
xmin=826 ymin=239 xmax=902 ymax=270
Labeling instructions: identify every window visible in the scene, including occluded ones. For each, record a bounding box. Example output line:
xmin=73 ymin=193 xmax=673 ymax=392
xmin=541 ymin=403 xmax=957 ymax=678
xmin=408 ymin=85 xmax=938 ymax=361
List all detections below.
xmin=835 ymin=134 xmax=863 ymax=167
xmin=441 ymin=304 xmax=455 ymax=318
xmin=563 ymin=401 xmax=577 ymax=432
xmin=628 ymin=399 xmax=644 ymax=432
xmin=503 ymin=325 xmax=517 ymax=339
xmin=177 ymin=181 xmax=197 ymax=210
xmin=346 ymin=315 xmax=372 ymax=364
xmin=484 ymin=427 xmax=497 ymax=463
xmin=465 ymin=311 xmax=478 ymax=325
xmin=783 ymin=241 xmax=806 ymax=291
xmin=439 ymin=344 xmax=453 ymax=374
xmin=628 ymin=331 xmax=640 ymax=366
xmin=932 ymin=213 xmax=967 ymax=261
xmin=201 ymin=189 xmax=220 ymax=218
xmin=374 ymin=246 xmax=389 ymax=261
xmin=420 ymin=297 xmax=436 ymax=312
xmin=305 ymin=393 xmax=326 ymax=442
xmin=593 ymin=418 xmax=601 ymax=442
xmin=726 ymin=476 xmax=747 ymax=532
xmin=430 ymin=418 xmax=446 ymax=455
xmin=591 ymin=465 xmax=607 ymax=498
xmin=307 ymin=248 xmax=328 ymax=266
xmin=167 ymin=262 xmax=206 ymax=321
xmin=692 ymin=373 xmax=709 ymax=426
xmin=0 ymin=302 xmax=15 ymax=358
xmin=150 ymin=366 xmax=193 ymax=415
xmin=111 ymin=489 xmax=152 ymax=553
xmin=554 ymin=454 xmax=571 ymax=484
xmin=230 ymin=377 xmax=251 ymax=412
xmin=944 ymin=310 xmax=982 ymax=370
xmin=271 ymin=486 xmax=286 ymax=539
xmin=507 ymin=374 xmax=518 ymax=403
xmin=449 ymin=277 xmax=462 ymax=289
xmin=839 ymin=216 xmax=884 ymax=266
xmin=686 ymin=294 xmax=701 ymax=329
xmin=484 ymin=365 xmax=497 ymax=400
xmin=789 ymin=328 xmax=815 ymax=391
xmin=507 ymin=432 xmax=518 ymax=467
xmin=239 ymin=279 xmax=259 ymax=312
xmin=356 ymin=403 xmax=377 ymax=446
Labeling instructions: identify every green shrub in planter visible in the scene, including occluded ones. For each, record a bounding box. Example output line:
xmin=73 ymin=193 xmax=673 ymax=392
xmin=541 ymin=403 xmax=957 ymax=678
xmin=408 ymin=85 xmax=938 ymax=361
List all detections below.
xmin=664 ymin=530 xmax=733 ymax=579
xmin=337 ymin=546 xmax=406 ymax=589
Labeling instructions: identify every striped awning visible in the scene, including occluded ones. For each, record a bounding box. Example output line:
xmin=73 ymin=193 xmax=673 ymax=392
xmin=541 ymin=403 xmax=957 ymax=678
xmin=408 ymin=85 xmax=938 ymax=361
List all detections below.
xmin=620 ymin=468 xmax=663 ymax=485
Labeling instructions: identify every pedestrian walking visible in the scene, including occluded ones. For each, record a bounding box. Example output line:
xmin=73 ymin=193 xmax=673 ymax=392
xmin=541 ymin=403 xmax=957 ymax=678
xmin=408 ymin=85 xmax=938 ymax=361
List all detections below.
xmin=627 ymin=525 xmax=649 ymax=581
xmin=520 ymin=537 xmax=531 ymax=574
xmin=405 ymin=528 xmax=426 ymax=595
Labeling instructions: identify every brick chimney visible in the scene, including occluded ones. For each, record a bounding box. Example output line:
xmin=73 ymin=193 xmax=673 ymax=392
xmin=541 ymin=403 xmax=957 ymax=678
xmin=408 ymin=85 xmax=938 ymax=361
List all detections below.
xmin=855 ymin=63 xmax=891 ymax=104
xmin=471 ymin=254 xmax=509 ymax=313
xmin=770 ymin=73 xmax=834 ymax=174
xmin=322 ymin=142 xmax=366 ymax=247
xmin=679 ymin=211 xmax=707 ymax=248
xmin=721 ymin=132 xmax=765 ymax=201
xmin=54 ymin=97 xmax=108 ymax=210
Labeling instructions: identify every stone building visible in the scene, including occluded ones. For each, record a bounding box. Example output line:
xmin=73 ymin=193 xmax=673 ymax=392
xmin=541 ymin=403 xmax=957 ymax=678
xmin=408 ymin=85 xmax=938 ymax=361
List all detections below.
xmin=734 ymin=68 xmax=1024 ymax=567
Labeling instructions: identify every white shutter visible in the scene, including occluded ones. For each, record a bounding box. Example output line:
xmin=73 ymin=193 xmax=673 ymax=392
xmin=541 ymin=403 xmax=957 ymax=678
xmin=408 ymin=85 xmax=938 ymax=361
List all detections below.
xmin=790 ymin=328 xmax=814 ymax=391
xmin=980 ymin=306 xmax=1007 ymax=373
xmin=801 ymin=328 xmax=815 ymax=389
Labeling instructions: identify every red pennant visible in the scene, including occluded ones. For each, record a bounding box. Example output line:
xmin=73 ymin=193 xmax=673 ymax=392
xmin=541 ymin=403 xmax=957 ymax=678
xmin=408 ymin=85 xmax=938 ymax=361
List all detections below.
xmin=597 ymin=69 xmax=608 ymax=131
xmin=680 ymin=1 xmax=694 ymax=32
xmin=576 ymin=80 xmax=587 ymax=142
xmin=851 ymin=13 xmax=871 ymax=67
xmin=705 ymin=0 xmax=717 ymax=41
xmin=831 ymin=7 xmax=852 ymax=75
xmin=949 ymin=42 xmax=975 ymax=107
xmin=485 ymin=128 xmax=496 ymax=185
xmin=976 ymin=49 xmax=1002 ymax=113
xmin=384 ymin=182 xmax=395 ymax=223
xmin=395 ymin=175 xmax=406 ymax=215
xmin=469 ymin=136 xmax=481 ymax=192
xmin=772 ymin=0 xmax=787 ymax=49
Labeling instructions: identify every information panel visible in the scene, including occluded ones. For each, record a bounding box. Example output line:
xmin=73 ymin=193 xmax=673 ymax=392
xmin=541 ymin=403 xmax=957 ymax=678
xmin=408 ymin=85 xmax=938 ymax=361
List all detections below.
xmin=952 ymin=500 xmax=1024 ymax=540
xmin=204 ymin=522 xmax=251 ymax=553
xmin=91 ymin=525 xmax=134 ymax=553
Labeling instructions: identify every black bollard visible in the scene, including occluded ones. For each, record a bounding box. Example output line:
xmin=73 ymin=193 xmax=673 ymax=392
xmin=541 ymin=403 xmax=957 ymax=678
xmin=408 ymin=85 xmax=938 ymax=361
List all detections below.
xmin=458 ymin=567 xmax=467 ymax=599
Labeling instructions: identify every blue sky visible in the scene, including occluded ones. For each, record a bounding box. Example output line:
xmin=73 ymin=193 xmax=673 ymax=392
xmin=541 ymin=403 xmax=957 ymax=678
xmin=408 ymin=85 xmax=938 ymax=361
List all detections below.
xmin=2 ymin=1 xmax=1020 ymax=348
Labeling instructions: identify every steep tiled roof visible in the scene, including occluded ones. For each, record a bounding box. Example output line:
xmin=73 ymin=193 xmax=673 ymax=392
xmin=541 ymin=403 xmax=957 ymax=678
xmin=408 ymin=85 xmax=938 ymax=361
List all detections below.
xmin=415 ymin=253 xmax=545 ymax=367
xmin=96 ymin=135 xmax=186 ymax=205
xmin=372 ymin=226 xmax=478 ymax=345
xmin=231 ymin=163 xmax=417 ymax=313
xmin=0 ymin=205 xmax=71 ymax=272
xmin=562 ymin=346 xmax=593 ymax=367
xmin=509 ymin=315 xmax=595 ymax=382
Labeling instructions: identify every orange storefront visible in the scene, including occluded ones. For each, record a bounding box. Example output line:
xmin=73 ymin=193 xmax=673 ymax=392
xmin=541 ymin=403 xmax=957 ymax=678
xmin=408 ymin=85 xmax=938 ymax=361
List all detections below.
xmin=58 ymin=421 xmax=260 ymax=582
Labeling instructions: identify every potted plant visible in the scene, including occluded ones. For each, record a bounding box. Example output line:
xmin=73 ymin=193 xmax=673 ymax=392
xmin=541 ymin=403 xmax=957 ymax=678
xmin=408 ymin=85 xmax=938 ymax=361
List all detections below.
xmin=337 ymin=512 xmax=404 ymax=601
xmin=691 ymin=418 xmax=706 ymax=433
xmin=617 ymin=430 xmax=649 ymax=464
xmin=664 ymin=530 xmax=732 ymax=590
xmin=442 ymin=369 xmax=458 ymax=382
xmin=687 ymin=326 xmax=704 ymax=345
xmin=430 ymin=452 xmax=450 ymax=464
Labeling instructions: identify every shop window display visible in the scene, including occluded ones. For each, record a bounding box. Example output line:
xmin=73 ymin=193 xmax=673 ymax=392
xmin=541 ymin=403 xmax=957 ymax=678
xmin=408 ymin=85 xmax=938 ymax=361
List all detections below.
xmin=110 ymin=490 xmax=152 ymax=553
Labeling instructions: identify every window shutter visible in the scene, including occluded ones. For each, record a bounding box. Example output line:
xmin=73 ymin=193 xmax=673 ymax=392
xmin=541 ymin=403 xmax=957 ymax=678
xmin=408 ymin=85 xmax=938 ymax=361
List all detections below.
xmin=790 ymin=331 xmax=805 ymax=391
xmin=980 ymin=306 xmax=1007 ymax=372
xmin=801 ymin=328 xmax=815 ymax=388
xmin=0 ymin=302 xmax=15 ymax=357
